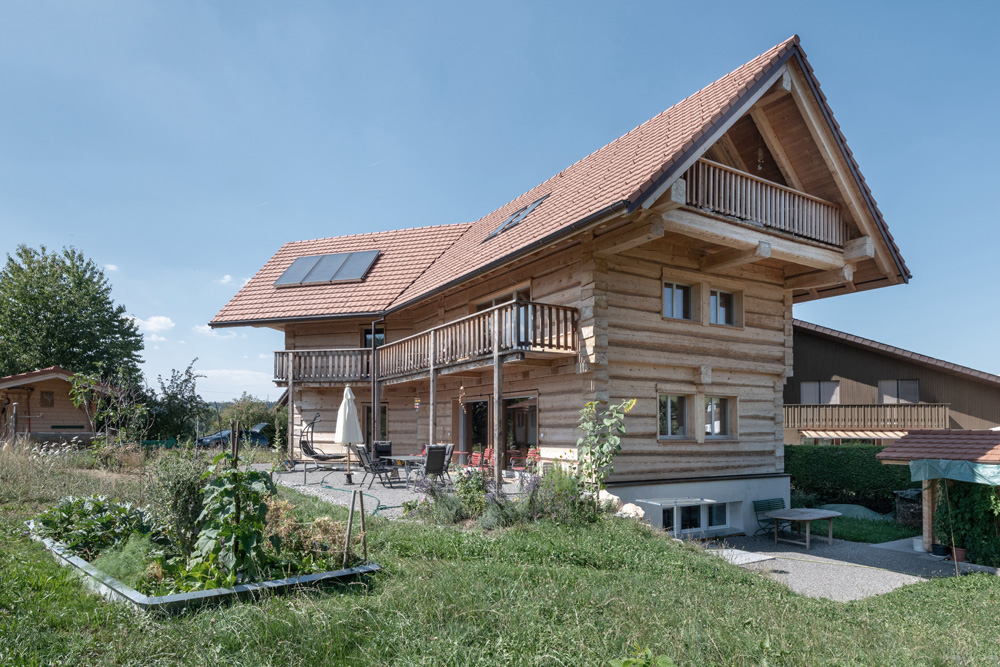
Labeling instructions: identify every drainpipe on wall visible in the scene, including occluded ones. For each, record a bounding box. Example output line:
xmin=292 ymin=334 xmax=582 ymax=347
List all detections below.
xmin=370 ymin=316 xmax=385 ymax=455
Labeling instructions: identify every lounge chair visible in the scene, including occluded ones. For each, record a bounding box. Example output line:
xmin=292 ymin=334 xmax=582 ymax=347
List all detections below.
xmin=413 ymin=444 xmax=449 ymax=489
xmin=298 ymin=418 xmax=348 ymax=483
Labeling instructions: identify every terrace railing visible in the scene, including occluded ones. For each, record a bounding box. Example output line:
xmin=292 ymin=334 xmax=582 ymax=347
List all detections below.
xmin=275 ymin=300 xmax=578 ymax=383
xmin=783 ymin=403 xmax=950 ymax=431
xmin=684 ymin=158 xmax=847 ymax=247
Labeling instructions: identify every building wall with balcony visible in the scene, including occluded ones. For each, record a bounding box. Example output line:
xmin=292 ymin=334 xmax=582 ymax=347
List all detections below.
xmin=784 ymin=326 xmax=1000 ymax=434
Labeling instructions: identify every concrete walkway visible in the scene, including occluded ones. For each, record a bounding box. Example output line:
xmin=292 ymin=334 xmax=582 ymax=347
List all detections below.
xmin=707 ymin=534 xmax=997 ymax=602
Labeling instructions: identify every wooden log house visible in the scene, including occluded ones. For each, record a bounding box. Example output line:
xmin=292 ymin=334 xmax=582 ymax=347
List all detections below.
xmin=211 ymin=36 xmax=910 ymax=536
xmin=0 ymin=366 xmax=97 ymax=443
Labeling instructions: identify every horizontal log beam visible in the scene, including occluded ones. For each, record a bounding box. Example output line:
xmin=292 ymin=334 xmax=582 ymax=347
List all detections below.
xmin=784 ymin=264 xmax=854 ymax=290
xmin=595 ymin=218 xmax=665 ymax=256
xmin=700 ymin=242 xmax=771 ymax=272
xmin=661 ymin=208 xmax=846 ymax=271
xmin=843 ymin=236 xmax=875 ymax=262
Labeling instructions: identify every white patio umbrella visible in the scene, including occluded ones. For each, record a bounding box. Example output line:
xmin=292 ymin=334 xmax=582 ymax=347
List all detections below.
xmin=333 ymin=386 xmax=365 ymax=482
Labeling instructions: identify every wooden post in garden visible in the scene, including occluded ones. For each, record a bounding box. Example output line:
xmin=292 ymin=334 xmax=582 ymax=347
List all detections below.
xmin=11 ymin=402 xmax=17 ymax=437
xmin=287 ymin=352 xmax=295 ymax=464
xmin=493 ymin=312 xmax=503 ymax=489
xmin=343 ymin=490 xmax=357 ymax=568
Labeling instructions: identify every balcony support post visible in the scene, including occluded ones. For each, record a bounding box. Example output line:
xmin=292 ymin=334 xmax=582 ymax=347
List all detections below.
xmin=492 ymin=312 xmax=503 ymax=487
xmin=429 ymin=329 xmax=437 ymax=446
xmin=287 ymin=351 xmax=295 ymax=463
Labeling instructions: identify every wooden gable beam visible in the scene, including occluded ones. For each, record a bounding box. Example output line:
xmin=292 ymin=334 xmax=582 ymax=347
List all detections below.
xmin=843 ymin=236 xmax=875 ymax=262
xmin=594 ymin=217 xmax=665 ymax=257
xmin=756 ymin=70 xmax=792 ymax=108
xmin=699 ymin=242 xmax=771 ymax=272
xmin=785 ymin=264 xmax=854 ymax=290
xmin=785 ymin=63 xmax=896 ymax=279
xmin=749 ymin=107 xmax=804 ymax=191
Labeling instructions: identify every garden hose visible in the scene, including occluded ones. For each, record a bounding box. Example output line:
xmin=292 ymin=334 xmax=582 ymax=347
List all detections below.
xmin=317 ymin=484 xmax=402 ymax=517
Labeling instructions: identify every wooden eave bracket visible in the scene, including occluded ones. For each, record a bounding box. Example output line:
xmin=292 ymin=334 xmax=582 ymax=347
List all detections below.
xmin=595 ymin=181 xmax=681 ymax=256
xmin=785 ymin=263 xmax=854 ymax=290
xmin=700 ymin=241 xmax=771 ymax=272
xmin=756 ymin=70 xmax=792 ymax=108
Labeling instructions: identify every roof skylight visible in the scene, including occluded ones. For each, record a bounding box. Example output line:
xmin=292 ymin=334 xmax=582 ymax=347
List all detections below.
xmin=483 ymin=194 xmax=549 ymax=242
xmin=273 ymin=250 xmax=380 ymax=288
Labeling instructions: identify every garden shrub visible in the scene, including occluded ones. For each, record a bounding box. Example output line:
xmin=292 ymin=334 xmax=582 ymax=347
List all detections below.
xmin=790 ymin=488 xmax=819 ymax=508
xmin=785 ymin=444 xmax=915 ymax=513
xmin=34 ymin=495 xmax=165 ymax=560
xmin=147 ymin=448 xmax=210 ymax=555
xmin=454 ymin=469 xmax=489 ymax=518
xmin=479 ymin=491 xmax=522 ymax=530
xmin=933 ymin=480 xmax=1000 ymax=567
xmin=91 ymin=533 xmax=159 ymax=589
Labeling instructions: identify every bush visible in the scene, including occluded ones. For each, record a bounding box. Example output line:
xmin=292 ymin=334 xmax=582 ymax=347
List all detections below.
xmin=933 ymin=480 xmax=1000 ymax=567
xmin=147 ymin=448 xmax=210 ymax=555
xmin=480 ymin=492 xmax=522 ymax=530
xmin=454 ymin=469 xmax=489 ymax=518
xmin=34 ymin=495 xmax=163 ymax=560
xmin=790 ymin=488 xmax=820 ymax=508
xmin=521 ymin=466 xmax=598 ymax=525
xmin=91 ymin=533 xmax=159 ymax=589
xmin=785 ymin=444 xmax=915 ymax=513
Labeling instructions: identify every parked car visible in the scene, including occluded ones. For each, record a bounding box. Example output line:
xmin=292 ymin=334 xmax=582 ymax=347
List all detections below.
xmin=197 ymin=422 xmax=270 ymax=448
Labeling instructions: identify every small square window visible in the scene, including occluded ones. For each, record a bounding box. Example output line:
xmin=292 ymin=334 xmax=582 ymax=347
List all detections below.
xmin=705 ymin=397 xmax=729 ymax=437
xmin=663 ymin=282 xmax=692 ymax=320
xmin=710 ymin=290 xmax=735 ymax=325
xmin=708 ymin=503 xmax=727 ymax=527
xmin=40 ymin=391 xmax=55 ymax=408
xmin=680 ymin=505 xmax=702 ymax=530
xmin=658 ymin=395 xmax=687 ymax=437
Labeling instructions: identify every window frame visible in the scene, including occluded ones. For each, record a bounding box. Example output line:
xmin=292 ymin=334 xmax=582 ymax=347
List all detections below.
xmin=704 ymin=396 xmax=730 ymax=438
xmin=709 ymin=289 xmax=736 ymax=326
xmin=800 ymin=380 xmax=840 ymax=405
xmin=662 ymin=282 xmax=693 ymax=321
xmin=657 ymin=394 xmax=688 ymax=439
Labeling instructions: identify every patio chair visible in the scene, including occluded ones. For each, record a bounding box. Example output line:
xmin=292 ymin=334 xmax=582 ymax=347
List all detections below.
xmin=440 ymin=443 xmax=455 ymax=485
xmin=510 ymin=447 xmax=540 ymax=477
xmin=298 ymin=418 xmax=348 ymax=483
xmin=413 ymin=444 xmax=449 ymax=489
xmin=353 ymin=444 xmax=396 ymax=490
xmin=753 ymin=498 xmax=792 ymax=536
xmin=373 ymin=440 xmax=392 ymax=465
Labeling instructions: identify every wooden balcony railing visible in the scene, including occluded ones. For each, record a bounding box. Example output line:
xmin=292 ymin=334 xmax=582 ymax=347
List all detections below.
xmin=783 ymin=404 xmax=950 ymax=431
xmin=684 ymin=159 xmax=847 ymax=247
xmin=274 ymin=300 xmax=578 ymax=383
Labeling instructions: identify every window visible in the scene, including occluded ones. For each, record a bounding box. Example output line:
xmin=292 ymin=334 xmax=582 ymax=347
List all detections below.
xmin=663 ymin=282 xmax=692 ymax=320
xmin=708 ymin=503 xmax=728 ymax=528
xmin=364 ymin=405 xmax=388 ymax=445
xmin=40 ymin=391 xmax=55 ymax=408
xmin=483 ymin=195 xmax=549 ymax=242
xmin=800 ymin=381 xmax=840 ymax=405
xmin=879 ymin=380 xmax=919 ymax=405
xmin=709 ymin=290 xmax=735 ymax=325
xmin=362 ymin=328 xmax=385 ymax=349
xmin=705 ymin=397 xmax=729 ymax=437
xmin=658 ymin=395 xmax=687 ymax=437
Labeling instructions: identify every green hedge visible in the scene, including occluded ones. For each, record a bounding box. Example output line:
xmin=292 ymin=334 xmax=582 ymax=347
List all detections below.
xmin=933 ymin=480 xmax=1000 ymax=567
xmin=785 ymin=444 xmax=916 ymax=513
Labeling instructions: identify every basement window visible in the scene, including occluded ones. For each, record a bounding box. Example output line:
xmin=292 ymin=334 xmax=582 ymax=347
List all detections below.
xmin=483 ymin=195 xmax=549 ymax=242
xmin=273 ymin=250 xmax=380 ymax=288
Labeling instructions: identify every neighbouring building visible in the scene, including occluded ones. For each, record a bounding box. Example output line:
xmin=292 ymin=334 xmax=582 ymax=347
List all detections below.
xmin=784 ymin=320 xmax=1000 ymax=445
xmin=211 ymin=36 xmax=909 ymax=537
xmin=0 ymin=366 xmax=96 ymax=443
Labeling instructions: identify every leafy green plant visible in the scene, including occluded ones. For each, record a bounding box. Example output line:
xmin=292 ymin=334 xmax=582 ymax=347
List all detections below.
xmin=576 ymin=398 xmax=636 ymax=493
xmin=454 ymin=468 xmax=488 ymax=518
xmin=34 ymin=494 xmax=163 ymax=560
xmin=609 ymin=646 xmax=675 ymax=667
xmin=186 ymin=451 xmax=277 ymax=588
xmin=147 ymin=448 xmax=210 ymax=555
xmin=934 ymin=480 xmax=1000 ymax=566
xmin=91 ymin=533 xmax=158 ymax=589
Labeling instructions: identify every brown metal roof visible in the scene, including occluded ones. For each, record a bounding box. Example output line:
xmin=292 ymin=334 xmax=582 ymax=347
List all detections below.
xmin=213 ymin=35 xmax=907 ymax=326
xmin=877 ymin=430 xmax=1000 ymax=464
xmin=794 ymin=320 xmax=1000 ymax=388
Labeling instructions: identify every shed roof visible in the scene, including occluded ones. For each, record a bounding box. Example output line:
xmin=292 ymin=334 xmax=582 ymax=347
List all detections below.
xmin=213 ymin=35 xmax=907 ymax=327
xmin=0 ymin=366 xmax=76 ymax=390
xmin=876 ymin=430 xmax=1000 ymax=464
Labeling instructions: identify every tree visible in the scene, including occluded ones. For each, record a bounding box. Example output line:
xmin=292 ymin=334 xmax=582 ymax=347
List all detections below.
xmin=149 ymin=360 xmax=212 ymax=441
xmin=0 ymin=245 xmax=143 ymax=380
xmin=216 ymin=393 xmax=282 ymax=447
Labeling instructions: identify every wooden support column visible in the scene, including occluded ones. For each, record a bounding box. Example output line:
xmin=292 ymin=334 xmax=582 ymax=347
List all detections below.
xmin=922 ymin=479 xmax=936 ymax=552
xmin=429 ymin=329 xmax=437 ymax=446
xmin=287 ymin=351 xmax=295 ymax=462
xmin=492 ymin=312 xmax=503 ymax=486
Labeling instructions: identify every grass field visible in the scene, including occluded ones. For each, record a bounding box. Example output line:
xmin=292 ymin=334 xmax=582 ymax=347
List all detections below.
xmin=2 ymin=443 xmax=999 ymax=666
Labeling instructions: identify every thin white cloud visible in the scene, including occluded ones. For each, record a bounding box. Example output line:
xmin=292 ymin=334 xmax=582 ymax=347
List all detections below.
xmin=104 ymin=264 xmax=119 ymax=272
xmin=133 ymin=315 xmax=175 ymax=333
xmin=219 ymin=274 xmax=232 ymax=284
xmin=178 ymin=340 xmax=187 ymax=345
xmin=193 ymin=324 xmax=240 ymax=339
xmin=242 ymin=277 xmax=251 ymax=287
xmin=148 ymin=334 xmax=167 ymax=342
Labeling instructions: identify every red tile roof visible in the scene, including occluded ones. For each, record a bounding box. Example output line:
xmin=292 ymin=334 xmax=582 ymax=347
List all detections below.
xmin=213 ymin=35 xmax=906 ymax=326
xmin=794 ymin=320 xmax=1000 ymax=388
xmin=877 ymin=430 xmax=1000 ymax=464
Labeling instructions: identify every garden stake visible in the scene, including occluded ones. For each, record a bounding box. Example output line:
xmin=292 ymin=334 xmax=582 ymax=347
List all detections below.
xmin=343 ymin=490 xmax=357 ymax=568
xmin=358 ymin=490 xmax=368 ymax=562
xmin=944 ymin=481 xmax=959 ymax=577
xmin=231 ymin=419 xmax=241 ymax=566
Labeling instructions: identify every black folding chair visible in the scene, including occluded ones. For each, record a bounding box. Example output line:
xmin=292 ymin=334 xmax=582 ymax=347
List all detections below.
xmin=354 ymin=445 xmax=397 ymax=490
xmin=413 ymin=444 xmax=449 ymax=489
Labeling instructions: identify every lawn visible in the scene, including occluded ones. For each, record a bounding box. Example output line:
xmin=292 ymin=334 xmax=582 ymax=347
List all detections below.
xmin=2 ymin=447 xmax=999 ymax=666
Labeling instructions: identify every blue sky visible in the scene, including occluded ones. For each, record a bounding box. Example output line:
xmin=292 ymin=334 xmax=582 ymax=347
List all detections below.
xmin=2 ymin=1 xmax=998 ymax=400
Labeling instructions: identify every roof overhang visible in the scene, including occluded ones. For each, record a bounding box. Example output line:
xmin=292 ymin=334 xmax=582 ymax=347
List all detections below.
xmin=801 ymin=429 xmax=908 ymax=440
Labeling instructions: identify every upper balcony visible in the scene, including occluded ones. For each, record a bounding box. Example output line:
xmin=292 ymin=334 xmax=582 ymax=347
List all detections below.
xmin=684 ymin=158 xmax=847 ymax=248
xmin=274 ymin=300 xmax=579 ymax=385
xmin=784 ymin=403 xmax=951 ymax=432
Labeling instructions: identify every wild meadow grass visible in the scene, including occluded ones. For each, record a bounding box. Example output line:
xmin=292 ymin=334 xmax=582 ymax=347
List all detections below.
xmin=2 ymin=440 xmax=1000 ymax=666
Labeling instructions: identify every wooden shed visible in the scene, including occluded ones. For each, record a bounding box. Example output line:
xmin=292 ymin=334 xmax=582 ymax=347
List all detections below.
xmin=0 ymin=366 xmax=96 ymax=443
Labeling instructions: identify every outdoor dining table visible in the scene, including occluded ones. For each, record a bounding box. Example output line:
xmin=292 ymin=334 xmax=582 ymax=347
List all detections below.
xmin=387 ymin=454 xmax=426 ymax=490
xmin=765 ymin=508 xmax=842 ymax=549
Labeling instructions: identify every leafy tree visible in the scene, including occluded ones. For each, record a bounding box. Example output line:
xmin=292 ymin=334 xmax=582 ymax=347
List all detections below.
xmin=0 ymin=245 xmax=143 ymax=380
xmin=576 ymin=398 xmax=637 ymax=493
xmin=218 ymin=393 xmax=278 ymax=446
xmin=149 ymin=360 xmax=212 ymax=441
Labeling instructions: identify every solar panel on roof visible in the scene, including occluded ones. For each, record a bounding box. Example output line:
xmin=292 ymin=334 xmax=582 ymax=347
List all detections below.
xmin=273 ymin=250 xmax=381 ymax=288
xmin=483 ymin=194 xmax=549 ymax=242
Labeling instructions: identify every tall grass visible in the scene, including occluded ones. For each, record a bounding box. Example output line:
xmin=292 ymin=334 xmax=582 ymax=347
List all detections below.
xmin=3 ymin=442 xmax=1000 ymax=666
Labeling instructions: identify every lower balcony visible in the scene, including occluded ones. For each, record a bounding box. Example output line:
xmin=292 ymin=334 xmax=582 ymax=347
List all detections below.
xmin=274 ymin=300 xmax=579 ymax=385
xmin=784 ymin=403 xmax=950 ymax=432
